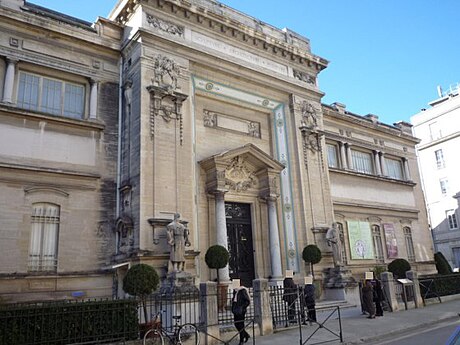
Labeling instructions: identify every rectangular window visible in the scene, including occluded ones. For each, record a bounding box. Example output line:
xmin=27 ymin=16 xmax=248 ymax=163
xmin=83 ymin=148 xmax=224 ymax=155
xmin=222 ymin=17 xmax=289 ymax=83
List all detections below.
xmin=440 ymin=178 xmax=449 ymax=195
xmin=327 ymin=144 xmax=339 ymax=168
xmin=435 ymin=149 xmax=445 ymax=169
xmin=18 ymin=72 xmax=85 ymax=119
xmin=404 ymin=227 xmax=416 ymax=262
xmin=351 ymin=149 xmax=373 ymax=174
xmin=385 ymin=158 xmax=403 ymax=180
xmin=447 ymin=210 xmax=458 ymax=230
xmin=372 ymin=225 xmax=385 ymax=263
xmin=28 ymin=203 xmax=60 ymax=272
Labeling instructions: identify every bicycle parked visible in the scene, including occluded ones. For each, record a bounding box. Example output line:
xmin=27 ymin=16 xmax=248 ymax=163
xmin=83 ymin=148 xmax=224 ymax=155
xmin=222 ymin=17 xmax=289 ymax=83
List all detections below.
xmin=143 ymin=311 xmax=200 ymax=345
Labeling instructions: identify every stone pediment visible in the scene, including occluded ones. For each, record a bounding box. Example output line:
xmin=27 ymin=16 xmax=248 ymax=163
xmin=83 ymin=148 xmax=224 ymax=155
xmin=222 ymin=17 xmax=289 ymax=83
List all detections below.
xmin=199 ymin=144 xmax=284 ymax=197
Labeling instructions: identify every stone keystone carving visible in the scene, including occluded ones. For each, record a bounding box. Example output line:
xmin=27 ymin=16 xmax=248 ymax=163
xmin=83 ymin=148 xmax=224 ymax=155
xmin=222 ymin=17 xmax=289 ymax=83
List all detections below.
xmin=225 ymin=156 xmax=257 ymax=192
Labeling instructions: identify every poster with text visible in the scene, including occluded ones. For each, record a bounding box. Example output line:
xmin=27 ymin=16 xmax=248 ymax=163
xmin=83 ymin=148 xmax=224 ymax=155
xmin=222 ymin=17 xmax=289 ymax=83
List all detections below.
xmin=347 ymin=221 xmax=374 ymax=259
xmin=383 ymin=223 xmax=398 ymax=258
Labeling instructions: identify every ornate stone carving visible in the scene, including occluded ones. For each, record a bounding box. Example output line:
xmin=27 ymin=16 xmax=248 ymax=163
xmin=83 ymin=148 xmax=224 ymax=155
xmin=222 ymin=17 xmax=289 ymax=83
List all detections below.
xmin=152 ymin=54 xmax=181 ymax=91
xmin=203 ymin=110 xmax=217 ymax=127
xmin=147 ymin=14 xmax=184 ymax=37
xmin=96 ymin=221 xmax=111 ymax=260
xmin=147 ymin=56 xmax=188 ymax=144
xmin=225 ymin=156 xmax=257 ymax=192
xmin=300 ymin=101 xmax=318 ymax=129
xmin=248 ymin=122 xmax=260 ymax=138
xmin=293 ymin=69 xmax=315 ymax=85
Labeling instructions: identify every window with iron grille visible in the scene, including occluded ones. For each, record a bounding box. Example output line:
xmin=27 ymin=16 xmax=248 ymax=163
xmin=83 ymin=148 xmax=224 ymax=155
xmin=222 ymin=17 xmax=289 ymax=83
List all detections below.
xmin=350 ymin=149 xmax=374 ymax=174
xmin=372 ymin=225 xmax=385 ymax=263
xmin=17 ymin=71 xmax=85 ymax=119
xmin=403 ymin=227 xmax=415 ymax=262
xmin=327 ymin=143 xmax=339 ymax=168
xmin=447 ymin=210 xmax=458 ymax=230
xmin=435 ymin=149 xmax=445 ymax=169
xmin=28 ymin=203 xmax=60 ymax=272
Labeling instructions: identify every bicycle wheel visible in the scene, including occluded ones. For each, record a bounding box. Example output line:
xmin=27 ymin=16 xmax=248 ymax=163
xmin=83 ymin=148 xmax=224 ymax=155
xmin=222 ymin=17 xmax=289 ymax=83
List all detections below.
xmin=178 ymin=323 xmax=199 ymax=345
xmin=143 ymin=329 xmax=165 ymax=345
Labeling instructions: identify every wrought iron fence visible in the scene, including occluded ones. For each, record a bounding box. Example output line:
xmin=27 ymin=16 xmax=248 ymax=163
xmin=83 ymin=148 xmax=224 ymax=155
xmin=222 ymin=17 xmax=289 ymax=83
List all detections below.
xmin=0 ymin=299 xmax=138 ymax=345
xmin=269 ymin=285 xmax=303 ymax=329
xmin=142 ymin=290 xmax=201 ymax=331
xmin=419 ymin=273 xmax=460 ymax=300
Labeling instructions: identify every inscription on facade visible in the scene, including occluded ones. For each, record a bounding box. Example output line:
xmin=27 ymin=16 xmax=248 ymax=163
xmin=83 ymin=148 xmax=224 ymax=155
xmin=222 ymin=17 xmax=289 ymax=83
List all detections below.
xmin=191 ymin=31 xmax=288 ymax=75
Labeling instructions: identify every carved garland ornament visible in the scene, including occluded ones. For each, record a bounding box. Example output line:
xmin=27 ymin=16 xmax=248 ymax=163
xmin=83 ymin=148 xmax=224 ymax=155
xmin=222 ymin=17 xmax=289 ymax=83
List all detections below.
xmin=146 ymin=14 xmax=184 ymax=37
xmin=225 ymin=156 xmax=257 ymax=192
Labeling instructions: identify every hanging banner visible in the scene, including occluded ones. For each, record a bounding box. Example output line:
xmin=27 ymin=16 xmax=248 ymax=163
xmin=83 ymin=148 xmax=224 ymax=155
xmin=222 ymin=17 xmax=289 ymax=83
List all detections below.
xmin=347 ymin=221 xmax=374 ymax=259
xmin=383 ymin=223 xmax=398 ymax=258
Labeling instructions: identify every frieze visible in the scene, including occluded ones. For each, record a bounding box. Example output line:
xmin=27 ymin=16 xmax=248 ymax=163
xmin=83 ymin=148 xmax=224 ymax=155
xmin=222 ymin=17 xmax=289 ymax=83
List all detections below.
xmin=146 ymin=14 xmax=184 ymax=37
xmin=203 ymin=110 xmax=261 ymax=138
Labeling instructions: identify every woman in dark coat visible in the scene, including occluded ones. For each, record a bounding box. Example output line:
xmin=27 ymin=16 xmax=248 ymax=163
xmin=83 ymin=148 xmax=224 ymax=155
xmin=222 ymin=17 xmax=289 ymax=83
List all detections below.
xmin=304 ymin=280 xmax=317 ymax=323
xmin=283 ymin=274 xmax=298 ymax=324
xmin=362 ymin=279 xmax=376 ymax=319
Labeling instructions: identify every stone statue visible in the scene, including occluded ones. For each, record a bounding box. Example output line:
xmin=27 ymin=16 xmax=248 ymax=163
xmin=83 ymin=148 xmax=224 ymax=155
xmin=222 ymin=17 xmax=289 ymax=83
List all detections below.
xmin=326 ymin=222 xmax=343 ymax=267
xmin=167 ymin=213 xmax=191 ymax=272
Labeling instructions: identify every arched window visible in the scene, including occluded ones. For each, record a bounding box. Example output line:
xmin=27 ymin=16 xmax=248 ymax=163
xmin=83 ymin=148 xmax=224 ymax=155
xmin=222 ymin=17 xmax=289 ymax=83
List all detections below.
xmin=404 ymin=227 xmax=416 ymax=262
xmin=336 ymin=222 xmax=347 ymax=264
xmin=28 ymin=203 xmax=60 ymax=271
xmin=372 ymin=225 xmax=384 ymax=263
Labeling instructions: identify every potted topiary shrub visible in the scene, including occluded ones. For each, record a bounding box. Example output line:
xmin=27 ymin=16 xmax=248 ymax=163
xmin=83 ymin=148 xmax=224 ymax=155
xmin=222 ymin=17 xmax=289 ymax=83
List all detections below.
xmin=387 ymin=258 xmax=411 ymax=279
xmin=205 ymin=245 xmax=230 ymax=311
xmin=302 ymin=244 xmax=322 ymax=279
xmin=123 ymin=263 xmax=160 ymax=330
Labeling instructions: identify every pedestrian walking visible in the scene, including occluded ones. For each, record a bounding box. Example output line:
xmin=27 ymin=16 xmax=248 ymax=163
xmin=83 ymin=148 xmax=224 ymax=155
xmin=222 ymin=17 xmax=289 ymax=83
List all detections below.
xmin=303 ymin=276 xmax=316 ymax=324
xmin=362 ymin=279 xmax=376 ymax=319
xmin=374 ymin=278 xmax=384 ymax=317
xmin=283 ymin=270 xmax=298 ymax=324
xmin=231 ymin=280 xmax=251 ymax=345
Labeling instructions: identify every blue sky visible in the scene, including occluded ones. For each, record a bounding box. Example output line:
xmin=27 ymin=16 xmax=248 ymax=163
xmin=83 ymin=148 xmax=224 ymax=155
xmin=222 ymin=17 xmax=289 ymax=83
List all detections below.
xmin=30 ymin=0 xmax=460 ymax=125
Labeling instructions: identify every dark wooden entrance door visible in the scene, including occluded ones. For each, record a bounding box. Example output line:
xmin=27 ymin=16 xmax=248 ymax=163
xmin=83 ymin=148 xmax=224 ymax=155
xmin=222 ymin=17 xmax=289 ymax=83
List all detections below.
xmin=225 ymin=202 xmax=255 ymax=287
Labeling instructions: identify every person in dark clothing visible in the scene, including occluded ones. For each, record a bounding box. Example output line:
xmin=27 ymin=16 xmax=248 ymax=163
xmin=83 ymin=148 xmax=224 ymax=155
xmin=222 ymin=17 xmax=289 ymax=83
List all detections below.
xmin=374 ymin=279 xmax=384 ymax=316
xmin=303 ymin=276 xmax=316 ymax=324
xmin=362 ymin=279 xmax=376 ymax=319
xmin=283 ymin=270 xmax=298 ymax=324
xmin=232 ymin=285 xmax=251 ymax=345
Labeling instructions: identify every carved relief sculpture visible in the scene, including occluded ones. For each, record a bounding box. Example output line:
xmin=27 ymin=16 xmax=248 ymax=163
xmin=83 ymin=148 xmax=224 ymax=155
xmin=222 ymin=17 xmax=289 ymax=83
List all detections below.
xmin=248 ymin=121 xmax=260 ymax=138
xmin=293 ymin=69 xmax=316 ymax=85
xmin=152 ymin=54 xmax=180 ymax=91
xmin=300 ymin=101 xmax=318 ymax=129
xmin=225 ymin=156 xmax=257 ymax=192
xmin=203 ymin=110 xmax=217 ymax=127
xmin=146 ymin=14 xmax=184 ymax=37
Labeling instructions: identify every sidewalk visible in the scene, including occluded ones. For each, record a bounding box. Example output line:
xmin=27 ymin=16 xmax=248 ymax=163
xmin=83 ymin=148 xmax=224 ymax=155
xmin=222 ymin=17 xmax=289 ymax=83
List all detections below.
xmin=255 ymin=297 xmax=460 ymax=345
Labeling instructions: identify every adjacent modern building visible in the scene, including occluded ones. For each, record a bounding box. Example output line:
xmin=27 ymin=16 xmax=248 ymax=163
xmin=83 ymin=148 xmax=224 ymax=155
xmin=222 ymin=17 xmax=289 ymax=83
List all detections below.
xmin=411 ymin=84 xmax=460 ymax=270
xmin=0 ymin=0 xmax=435 ymax=303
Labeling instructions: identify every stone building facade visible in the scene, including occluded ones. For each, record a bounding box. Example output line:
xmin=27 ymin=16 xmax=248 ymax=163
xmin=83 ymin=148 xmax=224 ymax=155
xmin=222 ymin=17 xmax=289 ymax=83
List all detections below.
xmin=0 ymin=0 xmax=435 ymax=302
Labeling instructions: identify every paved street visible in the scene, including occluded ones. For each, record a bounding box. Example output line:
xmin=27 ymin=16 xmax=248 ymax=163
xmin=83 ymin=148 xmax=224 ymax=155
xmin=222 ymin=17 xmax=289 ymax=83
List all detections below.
xmin=254 ymin=297 xmax=460 ymax=345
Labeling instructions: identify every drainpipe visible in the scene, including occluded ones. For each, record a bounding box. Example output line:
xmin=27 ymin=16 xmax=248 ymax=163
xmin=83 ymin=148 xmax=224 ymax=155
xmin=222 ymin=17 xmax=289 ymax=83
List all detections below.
xmin=116 ymin=56 xmax=123 ymax=238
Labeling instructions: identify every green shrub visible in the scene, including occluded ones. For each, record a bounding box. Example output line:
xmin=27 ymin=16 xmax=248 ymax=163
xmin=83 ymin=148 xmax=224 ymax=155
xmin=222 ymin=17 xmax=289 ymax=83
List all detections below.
xmin=388 ymin=258 xmax=411 ymax=278
xmin=434 ymin=252 xmax=453 ymax=275
xmin=302 ymin=245 xmax=322 ymax=278
xmin=205 ymin=245 xmax=229 ymax=283
xmin=123 ymin=263 xmax=159 ymax=322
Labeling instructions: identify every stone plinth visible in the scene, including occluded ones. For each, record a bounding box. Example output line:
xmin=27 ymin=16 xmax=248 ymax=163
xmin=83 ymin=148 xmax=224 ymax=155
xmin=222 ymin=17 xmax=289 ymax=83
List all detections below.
xmin=160 ymin=271 xmax=199 ymax=294
xmin=323 ymin=267 xmax=357 ymax=288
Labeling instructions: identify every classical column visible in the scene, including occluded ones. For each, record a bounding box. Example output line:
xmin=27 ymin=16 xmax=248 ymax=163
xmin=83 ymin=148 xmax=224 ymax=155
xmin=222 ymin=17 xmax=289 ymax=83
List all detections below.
xmin=339 ymin=142 xmax=348 ymax=169
xmin=89 ymin=79 xmax=98 ymax=119
xmin=402 ymin=158 xmax=411 ymax=180
xmin=215 ymin=191 xmax=230 ymax=282
xmin=267 ymin=197 xmax=283 ymax=280
xmin=373 ymin=150 xmax=382 ymax=175
xmin=379 ymin=152 xmax=387 ymax=176
xmin=2 ymin=58 xmax=17 ymax=103
xmin=345 ymin=143 xmax=353 ymax=170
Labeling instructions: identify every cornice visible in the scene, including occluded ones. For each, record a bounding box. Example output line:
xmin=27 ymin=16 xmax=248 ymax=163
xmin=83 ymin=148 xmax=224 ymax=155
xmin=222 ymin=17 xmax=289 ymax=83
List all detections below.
xmin=322 ymin=105 xmax=419 ymax=144
xmin=115 ymin=0 xmax=328 ymax=72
